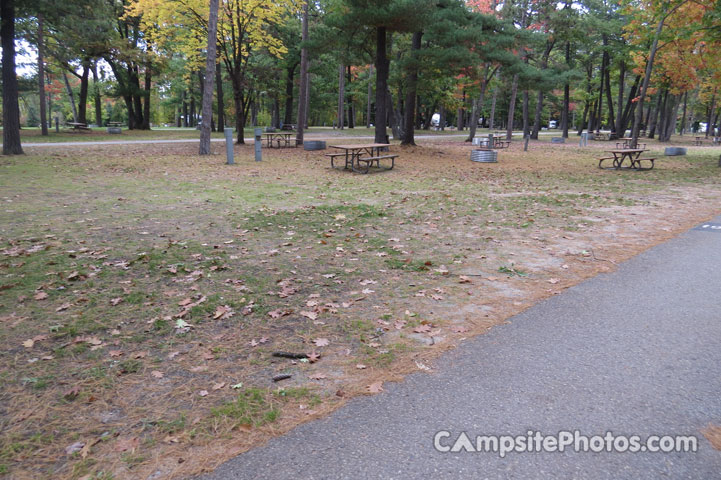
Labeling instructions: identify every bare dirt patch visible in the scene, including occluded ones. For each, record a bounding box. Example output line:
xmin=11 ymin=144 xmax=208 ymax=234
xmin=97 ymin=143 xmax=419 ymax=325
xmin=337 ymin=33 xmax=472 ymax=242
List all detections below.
xmin=1 ymin=137 xmax=720 ymax=479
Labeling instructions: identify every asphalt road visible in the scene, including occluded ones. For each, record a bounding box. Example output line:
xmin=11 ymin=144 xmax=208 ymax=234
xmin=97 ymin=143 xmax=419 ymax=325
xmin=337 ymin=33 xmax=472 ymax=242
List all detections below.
xmin=199 ymin=216 xmax=721 ymax=480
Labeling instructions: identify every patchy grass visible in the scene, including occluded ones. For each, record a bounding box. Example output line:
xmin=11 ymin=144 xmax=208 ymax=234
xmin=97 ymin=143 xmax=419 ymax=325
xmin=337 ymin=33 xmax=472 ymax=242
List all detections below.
xmin=0 ymin=136 xmax=720 ymax=479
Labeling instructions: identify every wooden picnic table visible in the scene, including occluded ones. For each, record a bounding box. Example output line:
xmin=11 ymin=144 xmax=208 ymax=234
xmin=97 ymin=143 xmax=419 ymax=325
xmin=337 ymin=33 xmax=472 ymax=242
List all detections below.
xmin=694 ymin=136 xmax=704 ymax=146
xmin=107 ymin=121 xmax=123 ymax=127
xmin=326 ymin=143 xmax=396 ymax=173
xmin=476 ymin=135 xmax=511 ymax=149
xmin=599 ymin=148 xmax=655 ymax=170
xmin=67 ymin=122 xmax=91 ymax=132
xmin=262 ymin=132 xmax=297 ymax=148
xmin=616 ymin=137 xmax=646 ymax=149
xmin=593 ymin=132 xmax=610 ymax=141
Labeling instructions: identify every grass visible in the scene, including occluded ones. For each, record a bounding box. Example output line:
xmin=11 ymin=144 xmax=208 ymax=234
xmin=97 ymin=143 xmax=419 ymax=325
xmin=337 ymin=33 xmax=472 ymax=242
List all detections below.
xmin=0 ymin=135 xmax=720 ymax=479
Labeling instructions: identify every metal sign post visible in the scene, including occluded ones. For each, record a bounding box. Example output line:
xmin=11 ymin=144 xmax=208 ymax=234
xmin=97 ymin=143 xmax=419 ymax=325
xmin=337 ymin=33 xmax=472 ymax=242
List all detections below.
xmin=254 ymin=128 xmax=262 ymax=162
xmin=224 ymin=128 xmax=234 ymax=165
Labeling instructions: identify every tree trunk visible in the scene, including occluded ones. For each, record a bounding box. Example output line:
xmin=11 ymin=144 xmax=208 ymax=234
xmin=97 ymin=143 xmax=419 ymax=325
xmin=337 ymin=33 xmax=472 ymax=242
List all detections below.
xmin=602 ymin=55 xmax=615 ymax=135
xmin=631 ymin=14 xmax=668 ymax=148
xmin=92 ymin=63 xmax=102 ymax=126
xmin=561 ymin=43 xmax=570 ymax=138
xmin=522 ymin=90 xmax=530 ymax=137
xmin=37 ymin=14 xmax=48 ymax=135
xmin=531 ymin=40 xmax=554 ymax=139
xmin=284 ymin=64 xmax=296 ymax=126
xmin=337 ymin=63 xmax=345 ymax=129
xmin=489 ymin=80 xmax=498 ymax=130
xmin=679 ymin=91 xmax=688 ymax=135
xmin=619 ymin=75 xmax=640 ymax=135
xmin=272 ymin=94 xmax=280 ymax=129
xmin=216 ymin=60 xmax=224 ymax=131
xmin=142 ymin=63 xmax=151 ymax=129
xmin=182 ymin=90 xmax=188 ymax=127
xmin=130 ymin=66 xmax=144 ymax=128
xmin=505 ymin=74 xmax=518 ymax=140
xmin=467 ymin=64 xmax=493 ymax=142
xmin=346 ymin=65 xmax=354 ymax=128
xmin=661 ymin=94 xmax=680 ymax=142
xmin=199 ymin=0 xmax=219 ymax=154
xmin=305 ymin=72 xmax=311 ymax=129
xmin=374 ymin=26 xmax=389 ymax=143
xmin=1 ymin=0 xmax=22 ymax=154
xmin=615 ymin=60 xmax=625 ymax=137
xmin=647 ymin=91 xmax=663 ymax=138
xmin=75 ymin=61 xmax=90 ymax=124
xmin=705 ymin=90 xmax=716 ymax=138
xmin=387 ymin=88 xmax=401 ymax=140
xmin=401 ymin=31 xmax=422 ymax=145
xmin=657 ymin=89 xmax=669 ymax=140
xmin=579 ymin=63 xmax=592 ymax=135
xmin=63 ymin=71 xmax=78 ymax=123
xmin=366 ymin=64 xmax=373 ymax=128
xmin=295 ymin=0 xmax=309 ymax=144
xmin=189 ymin=91 xmax=196 ymax=127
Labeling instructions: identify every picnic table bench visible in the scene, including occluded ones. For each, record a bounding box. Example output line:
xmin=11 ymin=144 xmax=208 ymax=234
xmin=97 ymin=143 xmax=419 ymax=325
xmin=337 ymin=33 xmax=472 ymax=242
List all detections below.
xmin=262 ymin=132 xmax=297 ymax=148
xmin=67 ymin=122 xmax=91 ymax=132
xmin=599 ymin=148 xmax=656 ymax=171
xmin=327 ymin=143 xmax=397 ymax=174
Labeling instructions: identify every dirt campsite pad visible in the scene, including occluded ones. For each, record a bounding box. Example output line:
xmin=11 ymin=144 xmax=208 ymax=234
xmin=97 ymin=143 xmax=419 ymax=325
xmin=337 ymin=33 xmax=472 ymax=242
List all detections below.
xmin=1 ymin=137 xmax=720 ymax=479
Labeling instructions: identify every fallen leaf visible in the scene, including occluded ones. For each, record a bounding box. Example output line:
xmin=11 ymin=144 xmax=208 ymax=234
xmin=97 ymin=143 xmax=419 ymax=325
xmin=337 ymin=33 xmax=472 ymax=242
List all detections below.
xmin=213 ymin=305 xmax=234 ymax=320
xmin=212 ymin=382 xmax=226 ymax=391
xmin=451 ymin=325 xmax=469 ymax=333
xmin=268 ymin=309 xmax=291 ymax=319
xmin=22 ymin=339 xmax=34 ymax=348
xmin=151 ymin=371 xmax=164 ymax=379
xmin=548 ymin=278 xmax=560 ymax=284
xmin=458 ymin=275 xmax=472 ymax=284
xmin=66 ymin=441 xmax=85 ymax=455
xmin=34 ymin=291 xmax=49 ymax=300
xmin=56 ymin=302 xmax=72 ymax=312
xmin=114 ymin=437 xmax=139 ymax=453
xmin=63 ymin=386 xmax=81 ymax=401
xmin=300 ymin=311 xmax=318 ymax=321
xmin=356 ymin=364 xmax=367 ymax=369
xmin=367 ymin=381 xmax=383 ymax=394
xmin=413 ymin=325 xmax=432 ymax=334
xmin=307 ymin=352 xmax=320 ymax=363
xmin=109 ymin=350 xmax=123 ymax=357
xmin=198 ymin=390 xmax=209 ymax=397
xmin=231 ymin=383 xmax=243 ymax=389
xmin=313 ymin=338 xmax=329 ymax=347
xmin=310 ymin=373 xmax=327 ymax=380
xmin=110 ymin=297 xmax=123 ymax=306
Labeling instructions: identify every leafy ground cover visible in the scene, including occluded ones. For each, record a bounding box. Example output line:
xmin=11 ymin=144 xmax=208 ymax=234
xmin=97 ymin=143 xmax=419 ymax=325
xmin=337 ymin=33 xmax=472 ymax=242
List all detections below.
xmin=1 ymin=135 xmax=720 ymax=479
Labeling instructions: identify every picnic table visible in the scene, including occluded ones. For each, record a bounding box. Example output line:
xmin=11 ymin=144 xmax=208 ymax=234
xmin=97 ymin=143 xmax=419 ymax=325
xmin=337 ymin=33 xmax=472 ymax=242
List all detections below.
xmin=615 ymin=137 xmax=646 ymax=149
xmin=67 ymin=122 xmax=91 ymax=132
xmin=694 ymin=136 xmax=704 ymax=146
xmin=107 ymin=122 xmax=123 ymax=127
xmin=593 ymin=132 xmax=610 ymax=141
xmin=326 ymin=143 xmax=396 ymax=173
xmin=477 ymin=135 xmax=511 ymax=149
xmin=262 ymin=132 xmax=297 ymax=148
xmin=599 ymin=148 xmax=656 ymax=171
